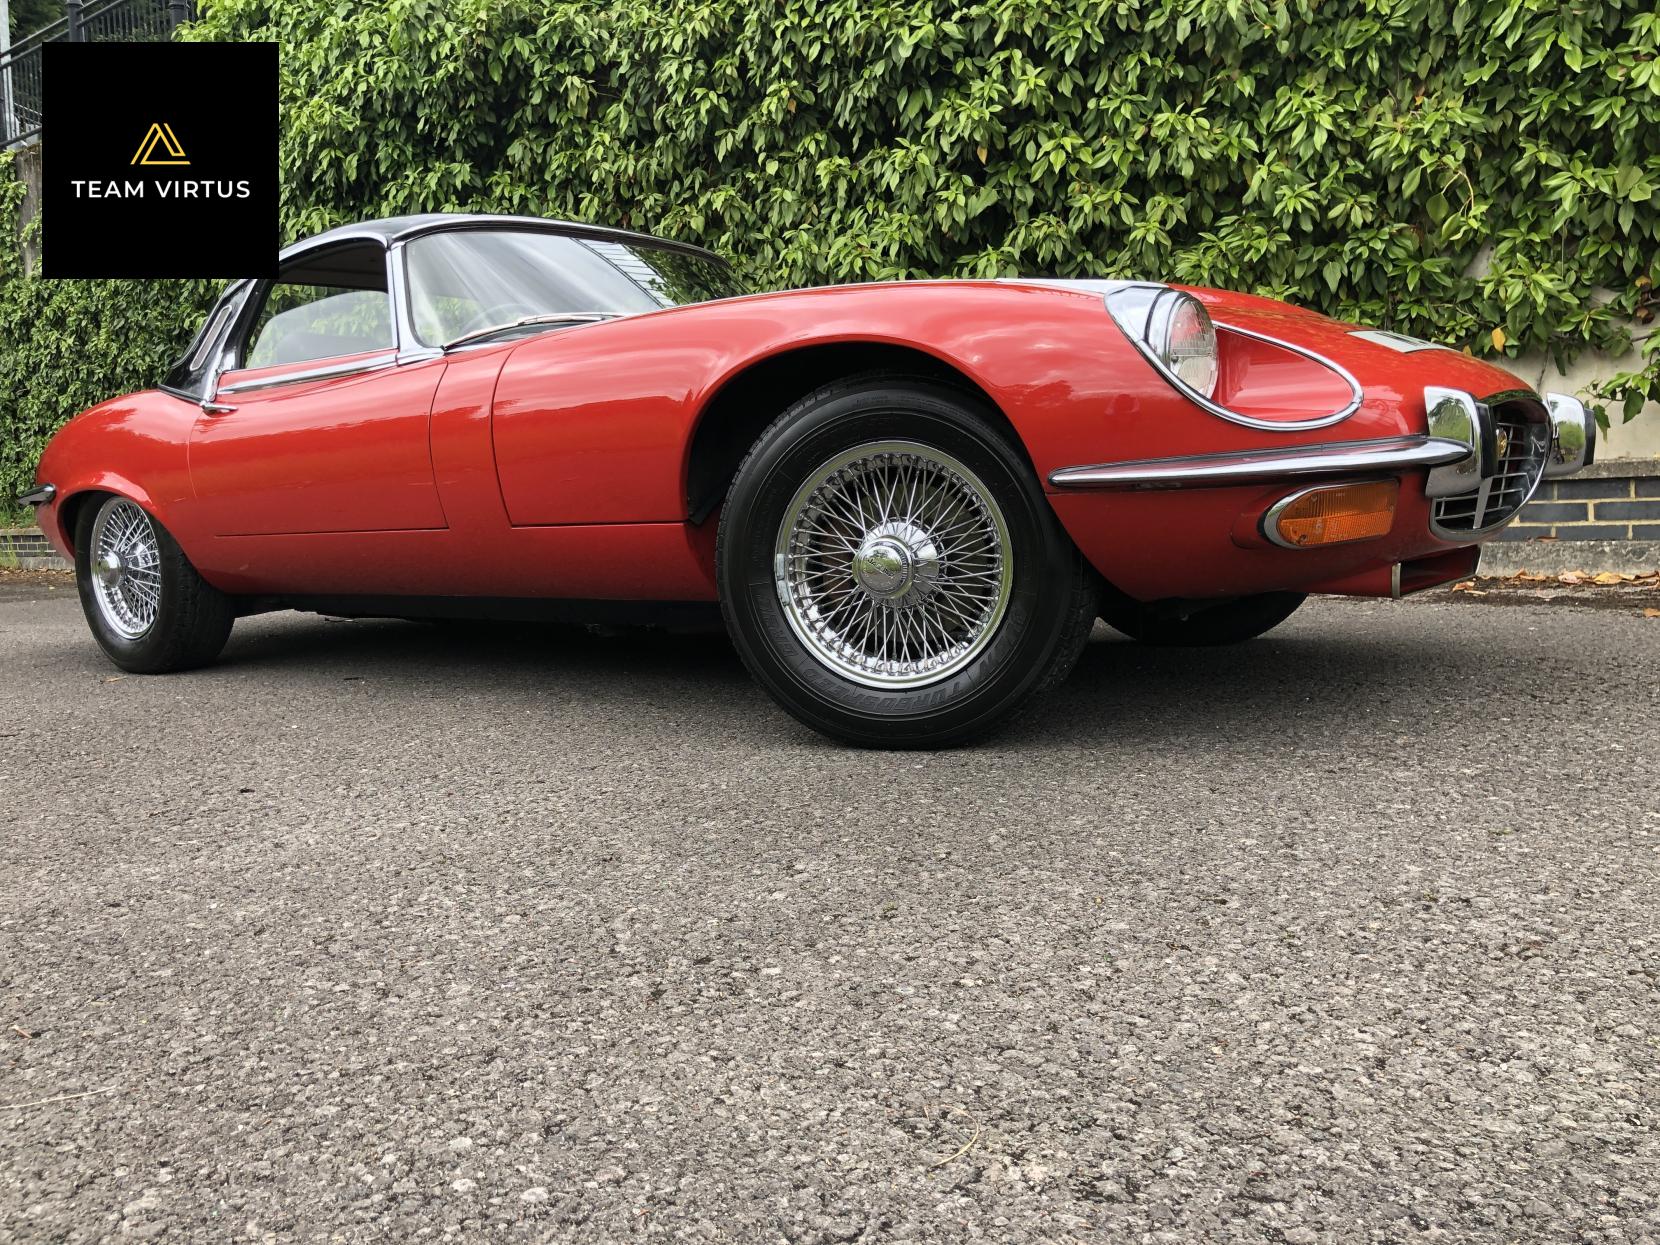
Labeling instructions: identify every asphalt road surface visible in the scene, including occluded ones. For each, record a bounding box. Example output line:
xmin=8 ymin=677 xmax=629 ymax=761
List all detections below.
xmin=2 ymin=577 xmax=1657 ymax=1243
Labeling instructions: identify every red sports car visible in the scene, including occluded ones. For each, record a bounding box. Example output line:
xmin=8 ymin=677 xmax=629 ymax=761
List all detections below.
xmin=22 ymin=213 xmax=1595 ymax=745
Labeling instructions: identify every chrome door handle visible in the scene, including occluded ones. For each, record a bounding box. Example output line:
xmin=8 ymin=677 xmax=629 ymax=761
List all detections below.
xmin=201 ymin=401 xmax=237 ymax=415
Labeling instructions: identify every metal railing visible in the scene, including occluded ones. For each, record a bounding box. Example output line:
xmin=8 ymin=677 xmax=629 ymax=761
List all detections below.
xmin=2 ymin=0 xmax=192 ymax=148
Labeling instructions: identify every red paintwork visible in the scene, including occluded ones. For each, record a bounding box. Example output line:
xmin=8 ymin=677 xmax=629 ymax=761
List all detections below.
xmin=1212 ymin=330 xmax=1354 ymax=423
xmin=32 ymin=278 xmax=1530 ymax=605
xmin=194 ymin=349 xmax=448 ymax=535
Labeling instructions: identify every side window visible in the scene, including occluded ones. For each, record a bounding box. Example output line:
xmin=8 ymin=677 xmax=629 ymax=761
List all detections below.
xmin=245 ymin=286 xmax=393 ymax=369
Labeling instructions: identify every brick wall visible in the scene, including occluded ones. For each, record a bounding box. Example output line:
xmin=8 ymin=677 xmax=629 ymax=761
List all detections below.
xmin=1492 ymin=459 xmax=1660 ymax=543
xmin=0 ymin=527 xmax=68 ymax=569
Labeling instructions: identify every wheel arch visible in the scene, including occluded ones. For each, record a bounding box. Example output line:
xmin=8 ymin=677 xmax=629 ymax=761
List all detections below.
xmin=682 ymin=340 xmax=1031 ymax=524
xmin=51 ymin=476 xmax=164 ymax=561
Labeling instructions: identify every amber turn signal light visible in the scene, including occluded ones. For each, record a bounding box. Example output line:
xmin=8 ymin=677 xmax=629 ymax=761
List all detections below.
xmin=1268 ymin=479 xmax=1399 ymax=548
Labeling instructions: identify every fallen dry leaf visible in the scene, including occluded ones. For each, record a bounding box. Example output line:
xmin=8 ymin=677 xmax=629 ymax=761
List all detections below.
xmin=1592 ymin=572 xmax=1626 ymax=585
xmin=1559 ymin=571 xmax=1588 ymax=584
xmin=1644 ymin=608 xmax=1660 ymax=619
xmin=100 ymin=675 xmax=124 ymax=684
xmin=1451 ymin=580 xmax=1477 ymax=592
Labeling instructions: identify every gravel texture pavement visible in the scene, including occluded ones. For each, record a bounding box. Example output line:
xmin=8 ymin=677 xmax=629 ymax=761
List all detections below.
xmin=2 ymin=582 xmax=1657 ymax=1243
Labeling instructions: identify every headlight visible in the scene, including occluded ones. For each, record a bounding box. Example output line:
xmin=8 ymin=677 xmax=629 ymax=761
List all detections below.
xmin=1096 ymin=278 xmax=1359 ymax=429
xmin=1147 ymin=290 xmax=1218 ymax=398
xmin=1103 ymin=285 xmax=1219 ymax=400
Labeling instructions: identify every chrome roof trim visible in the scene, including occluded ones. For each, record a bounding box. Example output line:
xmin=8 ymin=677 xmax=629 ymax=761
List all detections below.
xmin=1048 ymin=435 xmax=1471 ymax=491
xmin=278 ymin=213 xmax=721 ymax=265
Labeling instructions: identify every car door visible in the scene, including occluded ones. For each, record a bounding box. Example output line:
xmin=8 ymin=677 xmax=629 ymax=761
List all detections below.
xmin=188 ymin=241 xmax=448 ymax=536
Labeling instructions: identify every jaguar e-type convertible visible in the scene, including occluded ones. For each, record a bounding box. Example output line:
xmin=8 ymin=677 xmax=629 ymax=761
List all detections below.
xmin=22 ymin=213 xmax=1595 ymax=745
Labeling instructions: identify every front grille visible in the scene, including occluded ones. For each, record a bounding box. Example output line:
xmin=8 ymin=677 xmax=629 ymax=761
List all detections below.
xmin=1431 ymin=401 xmax=1549 ymax=534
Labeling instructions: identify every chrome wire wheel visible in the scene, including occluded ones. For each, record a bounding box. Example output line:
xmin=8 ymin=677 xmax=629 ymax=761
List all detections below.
xmin=774 ymin=439 xmax=1014 ymax=688
xmin=89 ymin=498 xmax=162 ymax=640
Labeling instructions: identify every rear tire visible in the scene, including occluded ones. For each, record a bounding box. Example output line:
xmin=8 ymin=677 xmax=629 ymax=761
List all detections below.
xmin=1099 ymin=591 xmax=1306 ymax=647
xmin=716 ymin=376 xmax=1098 ymax=747
xmin=75 ymin=495 xmax=235 ymax=673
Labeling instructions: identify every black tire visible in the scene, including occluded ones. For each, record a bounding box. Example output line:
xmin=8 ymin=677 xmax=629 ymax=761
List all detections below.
xmin=74 ymin=494 xmax=235 ymax=673
xmin=716 ymin=375 xmax=1099 ymax=747
xmin=1099 ymin=590 xmax=1306 ymax=647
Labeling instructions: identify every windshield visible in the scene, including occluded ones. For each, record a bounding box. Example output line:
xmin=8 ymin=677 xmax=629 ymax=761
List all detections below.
xmin=403 ymin=230 xmax=744 ymax=348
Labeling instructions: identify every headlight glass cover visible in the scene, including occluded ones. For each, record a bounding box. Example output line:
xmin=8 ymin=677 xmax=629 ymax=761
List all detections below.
xmin=1104 ymin=284 xmax=1219 ymax=400
xmin=1149 ymin=291 xmax=1218 ymax=398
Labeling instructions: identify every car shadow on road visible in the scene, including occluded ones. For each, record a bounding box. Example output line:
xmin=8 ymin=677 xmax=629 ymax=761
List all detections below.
xmin=220 ymin=612 xmax=753 ymax=687
xmin=207 ymin=609 xmax=1543 ymax=751
xmin=1023 ymin=621 xmax=1526 ymax=751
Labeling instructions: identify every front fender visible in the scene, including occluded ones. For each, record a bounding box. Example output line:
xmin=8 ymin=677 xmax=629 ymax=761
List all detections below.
xmin=34 ymin=389 xmax=198 ymax=563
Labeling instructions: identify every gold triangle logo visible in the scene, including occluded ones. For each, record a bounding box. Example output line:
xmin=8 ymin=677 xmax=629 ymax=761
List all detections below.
xmin=131 ymin=122 xmax=189 ymax=166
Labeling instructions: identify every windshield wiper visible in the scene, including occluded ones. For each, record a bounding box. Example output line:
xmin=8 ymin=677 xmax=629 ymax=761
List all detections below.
xmin=442 ymin=311 xmax=624 ymax=351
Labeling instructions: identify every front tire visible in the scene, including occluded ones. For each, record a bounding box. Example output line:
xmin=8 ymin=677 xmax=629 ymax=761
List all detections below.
xmin=717 ymin=376 xmax=1098 ymax=747
xmin=75 ymin=495 xmax=235 ymax=673
xmin=1099 ymin=590 xmax=1306 ymax=647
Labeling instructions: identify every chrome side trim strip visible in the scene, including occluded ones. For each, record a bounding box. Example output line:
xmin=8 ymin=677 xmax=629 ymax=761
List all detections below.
xmin=218 ymin=353 xmax=398 ymax=395
xmin=1048 ymin=436 xmax=1471 ymax=491
xmin=18 ymin=482 xmax=56 ymax=507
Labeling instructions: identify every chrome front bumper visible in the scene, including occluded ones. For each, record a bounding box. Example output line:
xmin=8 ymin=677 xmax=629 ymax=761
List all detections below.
xmin=1424 ymin=388 xmax=1595 ymax=494
xmin=1544 ymin=393 xmax=1596 ymax=477
xmin=1048 ymin=388 xmax=1596 ymax=496
xmin=1047 ymin=437 xmax=1470 ymax=490
xmin=17 ymin=482 xmax=56 ymax=508
xmin=1421 ymin=388 xmax=1595 ymax=538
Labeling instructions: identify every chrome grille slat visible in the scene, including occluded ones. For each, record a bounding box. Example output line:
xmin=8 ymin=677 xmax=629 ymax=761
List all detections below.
xmin=1430 ymin=402 xmax=1547 ymax=534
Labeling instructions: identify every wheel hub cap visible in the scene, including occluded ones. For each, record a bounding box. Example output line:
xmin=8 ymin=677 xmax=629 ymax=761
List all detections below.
xmin=774 ymin=440 xmax=1014 ymax=689
xmin=96 ymin=550 xmax=125 ymax=588
xmin=852 ymin=537 xmax=909 ymax=597
xmin=851 ymin=522 xmax=941 ymax=604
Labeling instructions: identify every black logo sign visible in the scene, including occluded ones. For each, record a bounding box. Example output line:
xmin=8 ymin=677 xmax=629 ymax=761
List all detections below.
xmin=42 ymin=41 xmax=278 ymax=278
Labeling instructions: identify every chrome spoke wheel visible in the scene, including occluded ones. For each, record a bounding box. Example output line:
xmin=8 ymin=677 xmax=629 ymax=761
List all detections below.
xmin=89 ymin=498 xmax=162 ymax=640
xmin=774 ymin=439 xmax=1014 ymax=688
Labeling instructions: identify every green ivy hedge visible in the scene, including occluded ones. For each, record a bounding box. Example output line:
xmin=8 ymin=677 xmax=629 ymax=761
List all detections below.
xmin=4 ymin=0 xmax=1658 ymax=513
